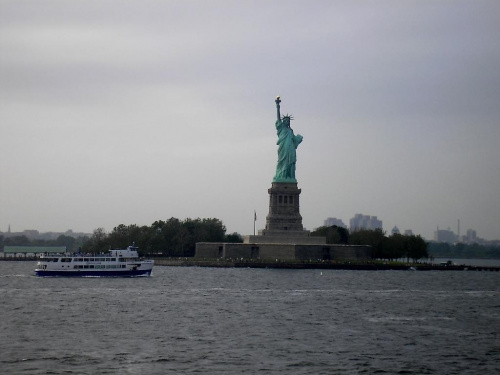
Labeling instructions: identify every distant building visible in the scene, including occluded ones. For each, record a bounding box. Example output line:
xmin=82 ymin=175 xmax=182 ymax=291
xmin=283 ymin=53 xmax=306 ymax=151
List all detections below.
xmin=391 ymin=226 xmax=400 ymax=235
xmin=349 ymin=214 xmax=383 ymax=232
xmin=323 ymin=217 xmax=347 ymax=228
xmin=466 ymin=229 xmax=477 ymax=243
xmin=434 ymin=227 xmax=457 ymax=243
xmin=404 ymin=229 xmax=414 ymax=236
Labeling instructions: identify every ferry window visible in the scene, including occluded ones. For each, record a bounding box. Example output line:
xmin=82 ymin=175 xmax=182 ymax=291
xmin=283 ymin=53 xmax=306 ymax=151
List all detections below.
xmin=83 ymin=258 xmax=89 ymax=262
xmin=89 ymin=265 xmax=94 ymax=269
xmin=77 ymin=258 xmax=83 ymax=262
xmin=74 ymin=265 xmax=78 ymax=269
xmin=111 ymin=258 xmax=116 ymax=261
xmin=279 ymin=195 xmax=282 ymax=203
xmin=83 ymin=265 xmax=89 ymax=269
xmin=61 ymin=258 xmax=72 ymax=262
xmin=122 ymin=265 xmax=126 ymax=268
xmin=289 ymin=196 xmax=293 ymax=204
xmin=284 ymin=196 xmax=288 ymax=204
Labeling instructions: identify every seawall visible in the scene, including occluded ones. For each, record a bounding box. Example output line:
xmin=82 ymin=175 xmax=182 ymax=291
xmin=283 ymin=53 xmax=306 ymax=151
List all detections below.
xmin=153 ymin=258 xmax=500 ymax=271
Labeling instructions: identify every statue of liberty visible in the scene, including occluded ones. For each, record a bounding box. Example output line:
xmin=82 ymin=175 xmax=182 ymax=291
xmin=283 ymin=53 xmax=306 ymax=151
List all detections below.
xmin=273 ymin=96 xmax=303 ymax=183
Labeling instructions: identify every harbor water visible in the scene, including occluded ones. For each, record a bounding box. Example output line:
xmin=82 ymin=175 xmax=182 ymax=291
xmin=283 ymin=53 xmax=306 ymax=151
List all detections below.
xmin=0 ymin=262 xmax=499 ymax=374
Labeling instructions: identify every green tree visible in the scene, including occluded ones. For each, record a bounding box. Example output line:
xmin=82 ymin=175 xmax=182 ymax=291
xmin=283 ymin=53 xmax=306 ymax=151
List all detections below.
xmin=405 ymin=235 xmax=428 ymax=262
xmin=383 ymin=234 xmax=406 ymax=260
xmin=163 ymin=217 xmax=185 ymax=256
xmin=349 ymin=228 xmax=386 ymax=258
xmin=81 ymin=228 xmax=108 ymax=253
xmin=106 ymin=224 xmax=153 ymax=256
xmin=311 ymin=225 xmax=349 ymax=244
xmin=79 ymin=216 xmax=230 ymax=257
xmin=180 ymin=218 xmax=226 ymax=257
xmin=55 ymin=235 xmax=77 ymax=251
xmin=4 ymin=235 xmax=31 ymax=246
xmin=225 ymin=232 xmax=243 ymax=243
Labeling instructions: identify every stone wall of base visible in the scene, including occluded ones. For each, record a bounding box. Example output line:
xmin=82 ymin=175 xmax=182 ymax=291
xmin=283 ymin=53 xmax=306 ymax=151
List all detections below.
xmin=195 ymin=242 xmax=372 ymax=261
xmin=244 ymin=234 xmax=326 ymax=245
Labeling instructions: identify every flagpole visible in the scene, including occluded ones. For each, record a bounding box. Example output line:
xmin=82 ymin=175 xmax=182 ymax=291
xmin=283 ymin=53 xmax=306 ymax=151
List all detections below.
xmin=253 ymin=210 xmax=256 ymax=236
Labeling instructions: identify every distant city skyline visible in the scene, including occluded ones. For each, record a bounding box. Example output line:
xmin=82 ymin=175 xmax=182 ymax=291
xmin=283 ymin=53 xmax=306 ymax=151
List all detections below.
xmin=0 ymin=215 xmax=495 ymax=243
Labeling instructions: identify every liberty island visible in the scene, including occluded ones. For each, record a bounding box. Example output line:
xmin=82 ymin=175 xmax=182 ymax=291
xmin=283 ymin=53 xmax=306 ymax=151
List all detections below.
xmin=195 ymin=97 xmax=371 ymax=261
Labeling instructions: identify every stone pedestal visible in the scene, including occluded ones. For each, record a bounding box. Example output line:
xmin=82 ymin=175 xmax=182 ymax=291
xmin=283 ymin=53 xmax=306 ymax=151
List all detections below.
xmin=242 ymin=182 xmax=325 ymax=245
xmin=265 ymin=182 xmax=304 ymax=231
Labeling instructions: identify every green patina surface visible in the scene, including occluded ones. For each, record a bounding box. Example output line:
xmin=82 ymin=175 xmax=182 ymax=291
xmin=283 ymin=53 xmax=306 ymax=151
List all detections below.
xmin=273 ymin=96 xmax=303 ymax=183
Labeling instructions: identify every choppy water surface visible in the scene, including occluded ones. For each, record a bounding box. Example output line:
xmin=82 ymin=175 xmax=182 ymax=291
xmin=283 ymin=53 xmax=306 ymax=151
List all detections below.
xmin=0 ymin=262 xmax=499 ymax=374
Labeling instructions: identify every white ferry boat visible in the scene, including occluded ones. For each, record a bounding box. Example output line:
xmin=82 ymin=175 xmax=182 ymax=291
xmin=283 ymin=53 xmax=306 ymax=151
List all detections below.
xmin=35 ymin=245 xmax=154 ymax=277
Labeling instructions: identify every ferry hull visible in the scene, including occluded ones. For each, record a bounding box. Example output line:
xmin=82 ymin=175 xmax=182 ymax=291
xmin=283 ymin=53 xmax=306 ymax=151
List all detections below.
xmin=35 ymin=269 xmax=152 ymax=277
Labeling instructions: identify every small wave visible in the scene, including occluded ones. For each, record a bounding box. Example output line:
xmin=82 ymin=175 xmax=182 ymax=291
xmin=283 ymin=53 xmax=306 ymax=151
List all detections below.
xmin=0 ymin=274 xmax=32 ymax=278
xmin=366 ymin=315 xmax=454 ymax=323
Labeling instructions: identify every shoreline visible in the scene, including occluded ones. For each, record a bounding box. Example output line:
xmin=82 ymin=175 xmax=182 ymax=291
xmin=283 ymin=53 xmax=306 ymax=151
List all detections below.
xmin=2 ymin=257 xmax=499 ymax=271
xmin=153 ymin=258 xmax=500 ymax=271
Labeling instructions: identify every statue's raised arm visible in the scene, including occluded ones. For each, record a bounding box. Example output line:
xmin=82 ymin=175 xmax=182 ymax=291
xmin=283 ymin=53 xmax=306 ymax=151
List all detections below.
xmin=275 ymin=96 xmax=281 ymax=122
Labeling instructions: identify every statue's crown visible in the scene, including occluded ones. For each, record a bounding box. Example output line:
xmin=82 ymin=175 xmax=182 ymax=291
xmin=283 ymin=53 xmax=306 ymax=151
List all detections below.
xmin=282 ymin=114 xmax=294 ymax=121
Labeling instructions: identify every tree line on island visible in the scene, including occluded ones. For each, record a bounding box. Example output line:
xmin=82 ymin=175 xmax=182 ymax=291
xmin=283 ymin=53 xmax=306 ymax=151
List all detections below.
xmin=311 ymin=226 xmax=429 ymax=262
xmin=0 ymin=218 xmax=242 ymax=257
xmin=1 ymin=219 xmax=498 ymax=260
xmin=82 ymin=218 xmax=242 ymax=257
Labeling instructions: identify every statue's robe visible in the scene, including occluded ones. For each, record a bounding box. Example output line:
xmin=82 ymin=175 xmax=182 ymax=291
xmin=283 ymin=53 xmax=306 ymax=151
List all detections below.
xmin=273 ymin=119 xmax=303 ymax=182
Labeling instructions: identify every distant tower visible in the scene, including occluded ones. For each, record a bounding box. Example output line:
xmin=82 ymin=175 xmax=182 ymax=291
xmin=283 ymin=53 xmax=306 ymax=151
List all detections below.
xmin=457 ymin=219 xmax=460 ymax=240
xmin=8 ymin=224 xmax=11 ymax=233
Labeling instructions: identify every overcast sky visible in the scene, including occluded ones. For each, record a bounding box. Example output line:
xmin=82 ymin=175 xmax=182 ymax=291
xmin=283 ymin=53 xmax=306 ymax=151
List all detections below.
xmin=1 ymin=1 xmax=499 ymax=241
